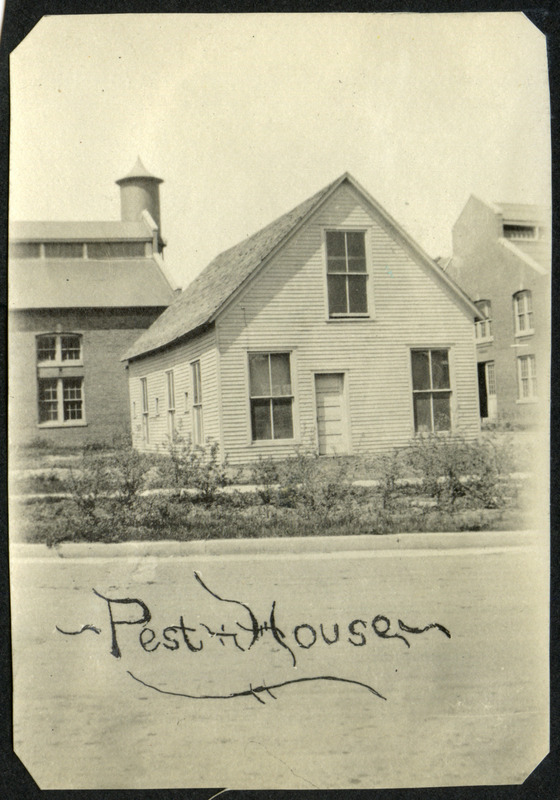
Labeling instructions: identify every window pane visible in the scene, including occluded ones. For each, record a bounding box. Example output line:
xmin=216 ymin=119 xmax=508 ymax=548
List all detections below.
xmin=87 ymin=241 xmax=146 ymax=259
xmin=413 ymin=394 xmax=432 ymax=433
xmin=249 ymin=354 xmax=270 ymax=396
xmin=270 ymin=353 xmax=291 ymax=396
xmin=411 ymin=350 xmax=430 ymax=390
xmin=486 ymin=362 xmax=496 ymax=395
xmin=347 ymin=257 xmax=367 ymax=273
xmin=61 ymin=335 xmax=81 ymax=360
xmin=251 ymin=398 xmax=272 ymax=440
xmin=63 ymin=378 xmax=83 ymax=420
xmin=525 ymin=292 xmax=533 ymax=311
xmin=431 ymin=350 xmax=450 ymax=389
xmin=348 ymin=275 xmax=368 ymax=313
xmin=167 ymin=371 xmax=175 ymax=408
xmin=37 ymin=336 xmax=56 ymax=361
xmin=433 ymin=393 xmax=451 ymax=431
xmin=38 ymin=378 xmax=58 ymax=421
xmin=346 ymin=232 xmax=365 ymax=258
xmin=10 ymin=242 xmax=40 ymax=258
xmin=192 ymin=361 xmax=202 ymax=404
xmin=326 ymin=231 xmax=346 ymax=257
xmin=141 ymin=379 xmax=148 ymax=412
xmin=272 ymin=398 xmax=293 ymax=439
xmin=327 ymin=257 xmax=347 ymax=273
xmin=328 ymin=274 xmax=348 ymax=315
xmin=44 ymin=242 xmax=83 ymax=258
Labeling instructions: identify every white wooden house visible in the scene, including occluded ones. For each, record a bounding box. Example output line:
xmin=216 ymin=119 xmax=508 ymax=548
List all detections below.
xmin=123 ymin=173 xmax=481 ymax=463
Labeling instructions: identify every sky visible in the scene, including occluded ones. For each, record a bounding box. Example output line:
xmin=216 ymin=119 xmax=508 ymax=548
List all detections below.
xmin=9 ymin=13 xmax=550 ymax=288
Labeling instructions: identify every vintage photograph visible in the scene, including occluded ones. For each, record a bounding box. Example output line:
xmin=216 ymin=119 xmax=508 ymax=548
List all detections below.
xmin=8 ymin=12 xmax=550 ymax=790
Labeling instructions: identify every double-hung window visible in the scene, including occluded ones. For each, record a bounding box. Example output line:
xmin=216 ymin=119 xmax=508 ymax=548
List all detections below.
xmin=411 ymin=349 xmax=452 ymax=433
xmin=517 ymin=355 xmax=537 ymax=400
xmin=513 ymin=291 xmax=534 ymax=335
xmin=166 ymin=370 xmax=176 ymax=441
xmin=140 ymin=378 xmax=149 ymax=443
xmin=249 ymin=352 xmax=294 ymax=441
xmin=36 ymin=333 xmax=85 ymax=426
xmin=474 ymin=300 xmax=492 ymax=340
xmin=192 ymin=361 xmax=203 ymax=446
xmin=326 ymin=230 xmax=368 ymax=317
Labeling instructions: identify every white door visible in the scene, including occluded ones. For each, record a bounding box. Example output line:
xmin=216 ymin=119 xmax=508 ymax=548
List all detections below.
xmin=315 ymin=373 xmax=347 ymax=455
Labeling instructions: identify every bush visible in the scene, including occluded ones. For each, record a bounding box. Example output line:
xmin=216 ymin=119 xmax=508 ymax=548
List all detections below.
xmin=406 ymin=433 xmax=513 ymax=509
xmin=162 ymin=435 xmax=230 ymax=504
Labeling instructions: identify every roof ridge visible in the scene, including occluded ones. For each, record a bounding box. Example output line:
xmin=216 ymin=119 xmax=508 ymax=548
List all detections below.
xmin=123 ymin=173 xmax=349 ymax=360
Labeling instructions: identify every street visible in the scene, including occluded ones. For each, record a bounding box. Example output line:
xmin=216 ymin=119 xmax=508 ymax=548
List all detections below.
xmin=11 ymin=531 xmax=549 ymax=790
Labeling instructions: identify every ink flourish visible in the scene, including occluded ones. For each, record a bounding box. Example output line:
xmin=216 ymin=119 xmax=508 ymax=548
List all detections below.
xmin=56 ymin=570 xmax=451 ymax=704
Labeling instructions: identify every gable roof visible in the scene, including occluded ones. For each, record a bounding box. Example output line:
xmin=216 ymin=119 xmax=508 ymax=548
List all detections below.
xmin=124 ymin=173 xmax=482 ymax=361
xmin=9 ymin=257 xmax=175 ymax=310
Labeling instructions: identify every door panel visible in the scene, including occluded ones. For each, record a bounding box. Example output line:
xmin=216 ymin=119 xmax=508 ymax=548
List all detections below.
xmin=315 ymin=373 xmax=346 ymax=455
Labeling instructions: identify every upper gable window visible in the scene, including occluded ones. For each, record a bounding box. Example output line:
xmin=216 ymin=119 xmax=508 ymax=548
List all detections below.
xmin=326 ymin=231 xmax=368 ymax=317
xmin=44 ymin=242 xmax=84 ymax=258
xmin=9 ymin=242 xmax=40 ymax=258
xmin=503 ymin=224 xmax=538 ymax=240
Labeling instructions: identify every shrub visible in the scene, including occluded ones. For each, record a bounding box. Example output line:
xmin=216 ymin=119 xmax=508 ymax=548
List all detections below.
xmin=163 ymin=435 xmax=230 ymax=504
xmin=363 ymin=448 xmax=409 ymax=510
xmin=250 ymin=456 xmax=281 ymax=504
xmin=278 ymin=449 xmax=354 ymax=525
xmin=406 ymin=433 xmax=513 ymax=509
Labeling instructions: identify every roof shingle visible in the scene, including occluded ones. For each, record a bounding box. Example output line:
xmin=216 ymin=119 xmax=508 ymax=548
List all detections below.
xmin=123 ymin=175 xmax=344 ymax=360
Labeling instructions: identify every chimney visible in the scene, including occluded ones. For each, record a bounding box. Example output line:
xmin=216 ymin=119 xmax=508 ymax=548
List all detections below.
xmin=116 ymin=157 xmax=163 ymax=234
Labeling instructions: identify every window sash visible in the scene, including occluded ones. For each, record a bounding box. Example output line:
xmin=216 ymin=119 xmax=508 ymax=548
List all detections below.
xmin=514 ymin=291 xmax=534 ymax=334
xmin=411 ymin=349 xmax=451 ymax=433
xmin=37 ymin=333 xmax=82 ymax=363
xmin=191 ymin=362 xmax=203 ymax=445
xmin=249 ymin=353 xmax=294 ymax=441
xmin=38 ymin=377 xmax=83 ymax=424
xmin=166 ymin=371 xmax=175 ymax=411
xmin=326 ymin=231 xmax=368 ymax=316
xmin=517 ymin=355 xmax=537 ymax=399
xmin=140 ymin=378 xmax=149 ymax=443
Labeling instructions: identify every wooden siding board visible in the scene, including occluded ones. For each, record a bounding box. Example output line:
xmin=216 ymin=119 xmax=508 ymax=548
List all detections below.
xmin=128 ymin=328 xmax=219 ymax=454
xmin=217 ymin=185 xmax=479 ymax=463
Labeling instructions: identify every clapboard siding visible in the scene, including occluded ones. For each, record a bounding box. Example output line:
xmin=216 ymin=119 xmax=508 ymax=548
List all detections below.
xmin=127 ymin=327 xmax=219 ymax=454
xmin=217 ymin=184 xmax=479 ymax=463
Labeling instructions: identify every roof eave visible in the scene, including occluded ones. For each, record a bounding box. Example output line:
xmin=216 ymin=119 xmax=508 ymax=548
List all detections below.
xmin=122 ymin=320 xmax=214 ymax=363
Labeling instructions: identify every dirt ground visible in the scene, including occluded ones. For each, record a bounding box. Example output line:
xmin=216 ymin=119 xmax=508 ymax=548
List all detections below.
xmin=11 ymin=531 xmax=548 ymax=790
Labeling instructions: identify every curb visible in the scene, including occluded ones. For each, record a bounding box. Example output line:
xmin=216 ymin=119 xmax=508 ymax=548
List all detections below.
xmin=10 ymin=530 xmax=542 ymax=560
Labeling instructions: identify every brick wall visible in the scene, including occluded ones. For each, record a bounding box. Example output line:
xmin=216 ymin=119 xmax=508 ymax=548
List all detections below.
xmin=10 ymin=307 xmax=167 ymax=447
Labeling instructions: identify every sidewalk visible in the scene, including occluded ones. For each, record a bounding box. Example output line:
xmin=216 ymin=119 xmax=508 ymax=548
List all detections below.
xmin=10 ymin=529 xmax=542 ymax=560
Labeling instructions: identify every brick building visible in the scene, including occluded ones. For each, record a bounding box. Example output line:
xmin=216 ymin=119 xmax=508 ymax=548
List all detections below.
xmin=9 ymin=159 xmax=176 ymax=446
xmin=445 ymin=196 xmax=550 ymax=426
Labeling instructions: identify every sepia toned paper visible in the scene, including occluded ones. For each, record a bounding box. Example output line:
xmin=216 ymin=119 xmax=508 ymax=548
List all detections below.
xmin=8 ymin=12 xmax=550 ymax=791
